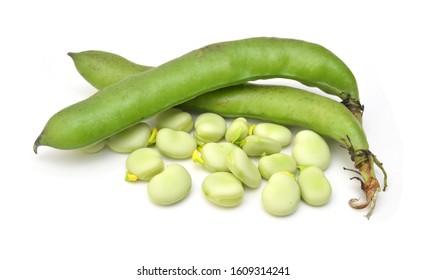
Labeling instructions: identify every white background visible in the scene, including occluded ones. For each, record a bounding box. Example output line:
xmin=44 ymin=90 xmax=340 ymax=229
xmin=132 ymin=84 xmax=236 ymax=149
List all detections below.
xmin=0 ymin=0 xmax=423 ymax=279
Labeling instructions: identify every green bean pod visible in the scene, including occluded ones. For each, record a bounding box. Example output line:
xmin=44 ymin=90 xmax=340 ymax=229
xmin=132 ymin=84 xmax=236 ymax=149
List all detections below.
xmin=178 ymin=84 xmax=386 ymax=218
xmin=35 ymin=37 xmax=361 ymax=152
xmin=68 ymin=46 xmax=362 ymax=121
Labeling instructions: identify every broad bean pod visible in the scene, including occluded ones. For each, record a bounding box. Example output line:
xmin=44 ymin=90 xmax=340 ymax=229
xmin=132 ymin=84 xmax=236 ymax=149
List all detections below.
xmin=67 ymin=47 xmax=362 ymax=121
xmin=35 ymin=37 xmax=362 ymax=153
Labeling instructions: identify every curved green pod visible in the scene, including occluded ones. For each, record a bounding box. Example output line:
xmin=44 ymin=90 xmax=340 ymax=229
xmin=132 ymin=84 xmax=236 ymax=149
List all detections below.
xmin=68 ymin=46 xmax=361 ymax=121
xmin=34 ymin=37 xmax=361 ymax=152
xmin=178 ymin=84 xmax=385 ymax=218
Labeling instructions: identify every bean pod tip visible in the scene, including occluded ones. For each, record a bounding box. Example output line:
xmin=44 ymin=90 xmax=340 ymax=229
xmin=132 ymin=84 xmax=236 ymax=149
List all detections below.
xmin=33 ymin=136 xmax=41 ymax=154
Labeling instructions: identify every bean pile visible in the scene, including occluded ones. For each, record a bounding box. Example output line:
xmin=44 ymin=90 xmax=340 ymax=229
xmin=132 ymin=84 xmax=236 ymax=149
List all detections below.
xmin=84 ymin=109 xmax=333 ymax=216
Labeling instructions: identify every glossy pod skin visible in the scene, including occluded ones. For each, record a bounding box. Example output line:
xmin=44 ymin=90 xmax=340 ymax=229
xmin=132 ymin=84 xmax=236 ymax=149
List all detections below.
xmin=178 ymin=84 xmax=385 ymax=218
xmin=68 ymin=47 xmax=362 ymax=121
xmin=35 ymin=37 xmax=361 ymax=152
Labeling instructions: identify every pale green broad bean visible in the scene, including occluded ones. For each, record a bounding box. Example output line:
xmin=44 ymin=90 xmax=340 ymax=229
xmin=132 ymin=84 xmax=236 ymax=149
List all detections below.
xmin=250 ymin=123 xmax=292 ymax=147
xmin=225 ymin=117 xmax=248 ymax=143
xmin=125 ymin=148 xmax=164 ymax=181
xmin=148 ymin=164 xmax=192 ymax=205
xmin=193 ymin=142 xmax=238 ymax=172
xmin=226 ymin=147 xmax=261 ymax=188
xmin=298 ymin=165 xmax=332 ymax=206
xmin=258 ymin=153 xmax=297 ymax=179
xmin=156 ymin=128 xmax=197 ymax=159
xmin=202 ymin=172 xmax=244 ymax=207
xmin=262 ymin=172 xmax=300 ymax=216
xmin=292 ymin=130 xmax=331 ymax=170
xmin=194 ymin=113 xmax=227 ymax=145
xmin=240 ymin=135 xmax=281 ymax=157
xmin=154 ymin=108 xmax=193 ymax=132
xmin=79 ymin=140 xmax=106 ymax=153
xmin=107 ymin=122 xmax=152 ymax=153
